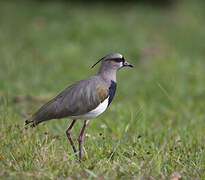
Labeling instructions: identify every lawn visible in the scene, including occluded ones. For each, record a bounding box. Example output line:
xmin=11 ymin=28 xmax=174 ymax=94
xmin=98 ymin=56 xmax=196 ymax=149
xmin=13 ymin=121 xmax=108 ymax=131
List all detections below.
xmin=0 ymin=0 xmax=205 ymax=179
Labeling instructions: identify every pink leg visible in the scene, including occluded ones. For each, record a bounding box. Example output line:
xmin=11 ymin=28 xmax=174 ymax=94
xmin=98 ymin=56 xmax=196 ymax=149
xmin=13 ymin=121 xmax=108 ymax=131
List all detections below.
xmin=66 ymin=120 xmax=77 ymax=155
xmin=78 ymin=120 xmax=89 ymax=161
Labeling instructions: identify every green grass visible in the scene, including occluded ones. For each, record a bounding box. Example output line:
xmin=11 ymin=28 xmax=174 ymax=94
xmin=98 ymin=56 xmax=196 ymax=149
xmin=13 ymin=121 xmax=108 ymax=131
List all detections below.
xmin=0 ymin=0 xmax=205 ymax=179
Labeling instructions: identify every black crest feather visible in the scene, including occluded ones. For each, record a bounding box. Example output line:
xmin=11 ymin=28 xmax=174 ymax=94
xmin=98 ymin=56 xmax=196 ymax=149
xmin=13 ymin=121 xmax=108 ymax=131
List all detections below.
xmin=91 ymin=58 xmax=103 ymax=69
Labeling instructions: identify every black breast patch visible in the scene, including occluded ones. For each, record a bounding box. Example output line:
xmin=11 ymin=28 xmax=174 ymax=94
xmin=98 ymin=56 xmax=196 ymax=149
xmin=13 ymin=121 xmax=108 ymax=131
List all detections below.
xmin=108 ymin=80 xmax=117 ymax=106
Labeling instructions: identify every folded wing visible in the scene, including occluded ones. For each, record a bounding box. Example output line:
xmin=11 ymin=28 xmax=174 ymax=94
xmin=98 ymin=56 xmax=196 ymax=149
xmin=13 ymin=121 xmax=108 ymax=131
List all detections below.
xmin=26 ymin=76 xmax=108 ymax=126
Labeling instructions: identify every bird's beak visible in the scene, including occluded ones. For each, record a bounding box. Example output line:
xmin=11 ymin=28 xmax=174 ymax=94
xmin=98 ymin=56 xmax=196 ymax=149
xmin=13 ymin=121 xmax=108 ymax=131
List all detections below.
xmin=123 ymin=60 xmax=133 ymax=67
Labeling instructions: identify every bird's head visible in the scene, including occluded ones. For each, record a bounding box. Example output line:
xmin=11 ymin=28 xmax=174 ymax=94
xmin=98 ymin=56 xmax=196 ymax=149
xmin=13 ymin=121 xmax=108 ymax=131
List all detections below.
xmin=91 ymin=53 xmax=133 ymax=71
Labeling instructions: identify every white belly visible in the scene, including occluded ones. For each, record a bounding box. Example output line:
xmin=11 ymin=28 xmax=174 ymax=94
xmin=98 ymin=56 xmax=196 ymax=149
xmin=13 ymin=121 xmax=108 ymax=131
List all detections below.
xmin=71 ymin=98 xmax=109 ymax=120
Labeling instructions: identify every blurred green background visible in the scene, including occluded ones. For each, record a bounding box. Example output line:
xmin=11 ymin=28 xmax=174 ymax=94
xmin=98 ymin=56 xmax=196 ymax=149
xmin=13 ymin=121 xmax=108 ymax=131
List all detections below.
xmin=0 ymin=0 xmax=205 ymax=179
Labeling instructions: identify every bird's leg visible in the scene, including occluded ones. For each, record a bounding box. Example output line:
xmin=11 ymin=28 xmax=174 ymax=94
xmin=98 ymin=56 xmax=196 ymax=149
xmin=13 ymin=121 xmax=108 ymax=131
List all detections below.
xmin=66 ymin=120 xmax=77 ymax=156
xmin=78 ymin=120 xmax=89 ymax=161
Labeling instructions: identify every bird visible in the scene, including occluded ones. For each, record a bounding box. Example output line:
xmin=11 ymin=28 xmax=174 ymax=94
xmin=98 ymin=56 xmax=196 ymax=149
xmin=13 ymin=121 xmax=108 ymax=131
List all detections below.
xmin=25 ymin=53 xmax=133 ymax=161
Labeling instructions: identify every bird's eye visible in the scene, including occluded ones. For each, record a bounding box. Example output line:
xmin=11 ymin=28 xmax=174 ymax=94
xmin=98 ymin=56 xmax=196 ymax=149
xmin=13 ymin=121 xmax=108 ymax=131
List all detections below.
xmin=114 ymin=58 xmax=122 ymax=63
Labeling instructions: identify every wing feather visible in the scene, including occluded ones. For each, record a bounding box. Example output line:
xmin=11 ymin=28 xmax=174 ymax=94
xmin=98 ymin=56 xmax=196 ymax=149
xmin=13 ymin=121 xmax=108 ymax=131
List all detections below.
xmin=96 ymin=86 xmax=108 ymax=103
xmin=26 ymin=76 xmax=106 ymax=126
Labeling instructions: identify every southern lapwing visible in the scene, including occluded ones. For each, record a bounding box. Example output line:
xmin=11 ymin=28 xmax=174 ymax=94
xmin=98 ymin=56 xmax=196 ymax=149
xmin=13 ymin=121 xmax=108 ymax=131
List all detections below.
xmin=25 ymin=53 xmax=133 ymax=161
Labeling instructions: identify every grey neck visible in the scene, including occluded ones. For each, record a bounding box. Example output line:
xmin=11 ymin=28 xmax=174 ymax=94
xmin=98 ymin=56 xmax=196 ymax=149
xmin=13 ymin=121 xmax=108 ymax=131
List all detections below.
xmin=98 ymin=66 xmax=117 ymax=83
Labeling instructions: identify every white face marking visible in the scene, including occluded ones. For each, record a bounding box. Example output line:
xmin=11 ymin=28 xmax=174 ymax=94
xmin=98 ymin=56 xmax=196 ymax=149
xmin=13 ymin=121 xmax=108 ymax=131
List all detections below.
xmin=117 ymin=54 xmax=123 ymax=59
xmin=71 ymin=98 xmax=109 ymax=120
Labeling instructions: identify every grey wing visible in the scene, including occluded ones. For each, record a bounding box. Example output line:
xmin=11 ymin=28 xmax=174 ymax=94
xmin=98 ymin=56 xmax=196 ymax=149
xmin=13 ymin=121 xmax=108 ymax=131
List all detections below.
xmin=26 ymin=76 xmax=102 ymax=126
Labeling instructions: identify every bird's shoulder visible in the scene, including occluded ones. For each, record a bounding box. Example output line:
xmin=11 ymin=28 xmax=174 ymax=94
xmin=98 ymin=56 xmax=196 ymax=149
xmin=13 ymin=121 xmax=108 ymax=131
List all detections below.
xmin=96 ymin=85 xmax=108 ymax=103
xmin=52 ymin=75 xmax=109 ymax=116
xmin=58 ymin=75 xmax=108 ymax=99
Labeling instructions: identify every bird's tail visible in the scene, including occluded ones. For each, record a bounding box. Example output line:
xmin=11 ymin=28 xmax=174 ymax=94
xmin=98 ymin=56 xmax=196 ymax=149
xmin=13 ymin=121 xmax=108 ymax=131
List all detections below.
xmin=25 ymin=119 xmax=30 ymax=125
xmin=25 ymin=117 xmax=37 ymax=127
